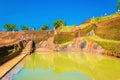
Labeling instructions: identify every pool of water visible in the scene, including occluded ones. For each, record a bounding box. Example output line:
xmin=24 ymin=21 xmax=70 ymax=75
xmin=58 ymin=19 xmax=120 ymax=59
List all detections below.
xmin=2 ymin=52 xmax=120 ymax=80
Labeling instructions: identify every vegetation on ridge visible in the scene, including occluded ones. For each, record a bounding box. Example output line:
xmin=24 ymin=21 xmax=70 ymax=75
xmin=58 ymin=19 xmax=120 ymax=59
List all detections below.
xmin=80 ymin=13 xmax=120 ymax=29
xmin=40 ymin=24 xmax=49 ymax=30
xmin=4 ymin=24 xmax=17 ymax=31
xmin=21 ymin=25 xmax=30 ymax=30
xmin=53 ymin=20 xmax=66 ymax=29
xmin=117 ymin=0 xmax=120 ymax=10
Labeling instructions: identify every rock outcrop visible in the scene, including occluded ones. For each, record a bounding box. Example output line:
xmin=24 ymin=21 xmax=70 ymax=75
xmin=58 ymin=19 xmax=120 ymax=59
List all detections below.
xmin=36 ymin=37 xmax=55 ymax=52
xmin=35 ymin=36 xmax=104 ymax=54
xmin=56 ymin=37 xmax=104 ymax=54
xmin=21 ymin=41 xmax=35 ymax=54
xmin=0 ymin=40 xmax=27 ymax=65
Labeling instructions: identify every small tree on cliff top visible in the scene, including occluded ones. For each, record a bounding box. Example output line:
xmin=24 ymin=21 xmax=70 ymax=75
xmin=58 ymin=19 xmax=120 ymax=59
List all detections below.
xmin=117 ymin=0 xmax=120 ymax=11
xmin=53 ymin=20 xmax=66 ymax=29
xmin=40 ymin=24 xmax=49 ymax=30
xmin=4 ymin=24 xmax=16 ymax=31
xmin=21 ymin=25 xmax=30 ymax=30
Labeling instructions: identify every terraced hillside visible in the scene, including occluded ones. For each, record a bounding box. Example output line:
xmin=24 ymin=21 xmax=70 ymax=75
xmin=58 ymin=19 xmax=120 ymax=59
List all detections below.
xmin=0 ymin=13 xmax=120 ymax=58
xmin=80 ymin=12 xmax=120 ymax=56
xmin=53 ymin=12 xmax=120 ymax=57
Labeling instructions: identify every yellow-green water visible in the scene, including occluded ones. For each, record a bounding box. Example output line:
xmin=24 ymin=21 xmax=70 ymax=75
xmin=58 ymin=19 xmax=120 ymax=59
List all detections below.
xmin=13 ymin=52 xmax=120 ymax=80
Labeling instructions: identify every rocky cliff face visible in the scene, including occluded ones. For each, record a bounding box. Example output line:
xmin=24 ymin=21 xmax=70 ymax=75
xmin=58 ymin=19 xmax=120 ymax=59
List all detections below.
xmin=56 ymin=37 xmax=104 ymax=54
xmin=35 ymin=37 xmax=55 ymax=52
xmin=36 ymin=36 xmax=104 ymax=55
xmin=0 ymin=40 xmax=27 ymax=65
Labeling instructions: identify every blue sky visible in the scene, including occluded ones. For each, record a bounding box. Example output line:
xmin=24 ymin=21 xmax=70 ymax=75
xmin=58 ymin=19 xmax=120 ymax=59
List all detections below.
xmin=0 ymin=0 xmax=118 ymax=30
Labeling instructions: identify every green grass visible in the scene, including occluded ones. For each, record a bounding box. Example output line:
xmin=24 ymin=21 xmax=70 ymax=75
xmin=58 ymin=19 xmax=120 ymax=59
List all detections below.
xmin=90 ymin=13 xmax=120 ymax=24
xmin=54 ymin=32 xmax=75 ymax=44
xmin=60 ymin=26 xmax=76 ymax=32
xmin=80 ymin=13 xmax=120 ymax=41
xmin=95 ymin=20 xmax=120 ymax=40
xmin=84 ymin=35 xmax=120 ymax=51
xmin=84 ymin=35 xmax=120 ymax=44
xmin=79 ymin=13 xmax=120 ymax=29
xmin=60 ymin=41 xmax=72 ymax=47
xmin=79 ymin=23 xmax=91 ymax=29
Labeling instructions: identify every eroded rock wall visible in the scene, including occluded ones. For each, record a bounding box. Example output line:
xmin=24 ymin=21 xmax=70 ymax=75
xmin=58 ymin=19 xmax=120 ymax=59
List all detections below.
xmin=36 ymin=36 xmax=104 ymax=54
xmin=0 ymin=40 xmax=27 ymax=65
xmin=57 ymin=37 xmax=104 ymax=54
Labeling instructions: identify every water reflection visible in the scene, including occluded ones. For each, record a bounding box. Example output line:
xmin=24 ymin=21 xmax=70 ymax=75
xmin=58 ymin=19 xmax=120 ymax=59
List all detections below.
xmin=1 ymin=64 xmax=21 ymax=80
xmin=2 ymin=52 xmax=120 ymax=80
xmin=1 ymin=56 xmax=27 ymax=80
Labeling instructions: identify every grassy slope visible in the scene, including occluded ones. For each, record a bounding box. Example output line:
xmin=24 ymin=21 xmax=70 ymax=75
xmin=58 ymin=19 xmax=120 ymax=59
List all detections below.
xmin=60 ymin=26 xmax=76 ymax=32
xmin=95 ymin=16 xmax=120 ymax=40
xmin=84 ymin=35 xmax=120 ymax=52
xmin=78 ymin=13 xmax=120 ymax=53
xmin=80 ymin=13 xmax=120 ymax=29
xmin=90 ymin=13 xmax=120 ymax=24
xmin=84 ymin=35 xmax=120 ymax=44
xmin=54 ymin=32 xmax=75 ymax=44
xmin=54 ymin=26 xmax=76 ymax=44
xmin=74 ymin=13 xmax=119 ymax=52
xmin=54 ymin=13 xmax=120 ymax=53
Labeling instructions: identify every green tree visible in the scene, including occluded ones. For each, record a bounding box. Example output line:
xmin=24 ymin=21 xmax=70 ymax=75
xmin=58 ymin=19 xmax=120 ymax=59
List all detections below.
xmin=117 ymin=0 xmax=120 ymax=10
xmin=4 ymin=24 xmax=16 ymax=31
xmin=40 ymin=24 xmax=49 ymax=30
xmin=14 ymin=28 xmax=19 ymax=31
xmin=33 ymin=27 xmax=36 ymax=30
xmin=53 ymin=20 xmax=66 ymax=29
xmin=21 ymin=25 xmax=29 ymax=30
